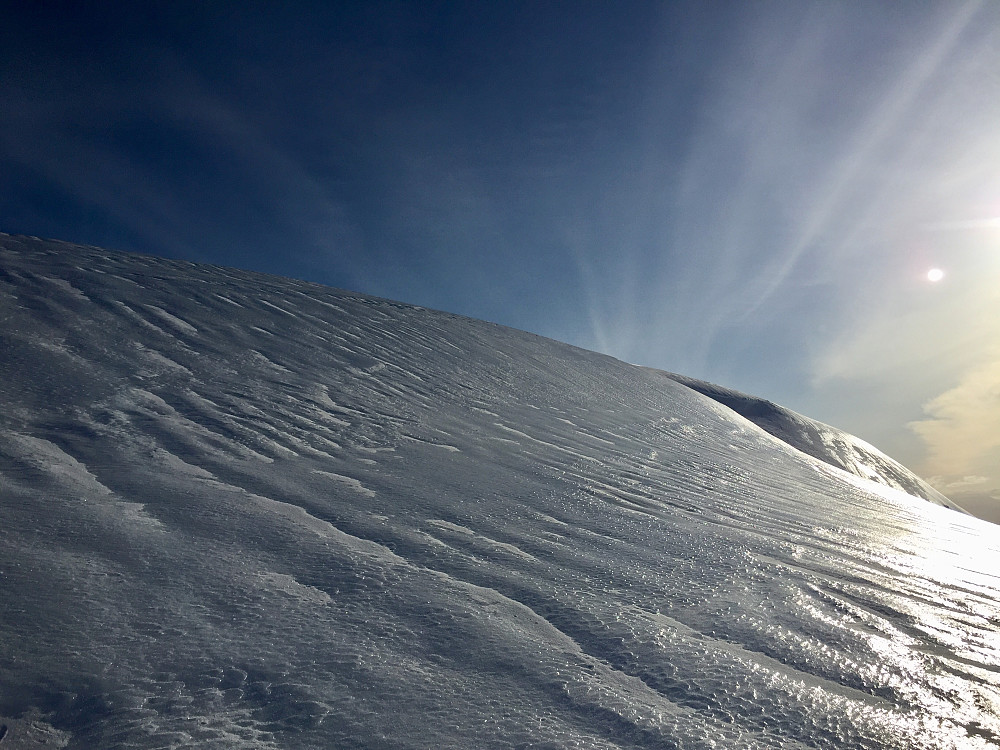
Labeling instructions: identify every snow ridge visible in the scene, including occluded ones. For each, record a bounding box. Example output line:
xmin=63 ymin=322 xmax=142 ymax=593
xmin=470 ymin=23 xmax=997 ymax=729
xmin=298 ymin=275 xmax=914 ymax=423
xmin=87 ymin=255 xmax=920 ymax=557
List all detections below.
xmin=660 ymin=372 xmax=960 ymax=510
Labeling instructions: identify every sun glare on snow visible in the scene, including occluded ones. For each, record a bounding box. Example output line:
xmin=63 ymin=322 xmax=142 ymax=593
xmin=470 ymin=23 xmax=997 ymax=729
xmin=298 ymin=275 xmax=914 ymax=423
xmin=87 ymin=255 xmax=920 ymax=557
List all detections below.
xmin=927 ymin=268 xmax=945 ymax=282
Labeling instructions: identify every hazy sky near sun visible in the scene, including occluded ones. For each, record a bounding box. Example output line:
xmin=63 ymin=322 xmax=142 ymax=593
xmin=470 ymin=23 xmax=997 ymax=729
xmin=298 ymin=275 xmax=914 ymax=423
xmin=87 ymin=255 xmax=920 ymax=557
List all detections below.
xmin=2 ymin=1 xmax=999 ymax=520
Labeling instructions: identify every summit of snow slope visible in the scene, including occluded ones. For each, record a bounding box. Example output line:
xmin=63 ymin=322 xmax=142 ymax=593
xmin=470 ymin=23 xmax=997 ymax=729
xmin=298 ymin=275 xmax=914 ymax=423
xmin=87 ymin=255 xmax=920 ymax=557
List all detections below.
xmin=1 ymin=233 xmax=998 ymax=749
xmin=660 ymin=373 xmax=960 ymax=510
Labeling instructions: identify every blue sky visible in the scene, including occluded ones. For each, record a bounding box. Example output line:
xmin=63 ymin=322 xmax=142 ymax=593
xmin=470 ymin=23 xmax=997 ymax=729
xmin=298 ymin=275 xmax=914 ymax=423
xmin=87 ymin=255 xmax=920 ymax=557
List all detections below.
xmin=2 ymin=1 xmax=999 ymax=520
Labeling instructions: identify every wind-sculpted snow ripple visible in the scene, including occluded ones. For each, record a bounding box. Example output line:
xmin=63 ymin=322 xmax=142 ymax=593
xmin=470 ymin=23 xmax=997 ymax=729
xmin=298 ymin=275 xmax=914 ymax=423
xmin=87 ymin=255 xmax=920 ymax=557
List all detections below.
xmin=1 ymin=234 xmax=999 ymax=749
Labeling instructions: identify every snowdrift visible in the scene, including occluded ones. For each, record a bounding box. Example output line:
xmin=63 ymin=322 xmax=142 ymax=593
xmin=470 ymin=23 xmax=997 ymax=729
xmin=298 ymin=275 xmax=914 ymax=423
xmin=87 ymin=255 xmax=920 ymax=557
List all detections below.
xmin=1 ymin=233 xmax=998 ymax=749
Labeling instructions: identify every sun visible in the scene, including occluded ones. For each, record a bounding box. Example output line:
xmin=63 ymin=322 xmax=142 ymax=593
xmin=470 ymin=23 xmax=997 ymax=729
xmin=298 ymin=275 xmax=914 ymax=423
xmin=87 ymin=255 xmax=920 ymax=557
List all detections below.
xmin=927 ymin=267 xmax=945 ymax=282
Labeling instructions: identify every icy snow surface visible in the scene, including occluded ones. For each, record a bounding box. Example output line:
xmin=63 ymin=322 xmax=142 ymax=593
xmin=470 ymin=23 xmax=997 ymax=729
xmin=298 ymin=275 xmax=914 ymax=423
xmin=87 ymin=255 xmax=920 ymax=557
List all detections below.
xmin=1 ymin=233 xmax=998 ymax=749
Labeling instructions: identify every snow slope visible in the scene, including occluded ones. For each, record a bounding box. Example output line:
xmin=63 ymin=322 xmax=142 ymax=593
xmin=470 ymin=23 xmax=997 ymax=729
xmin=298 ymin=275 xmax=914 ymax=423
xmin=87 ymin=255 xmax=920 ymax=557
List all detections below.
xmin=1 ymin=233 xmax=998 ymax=749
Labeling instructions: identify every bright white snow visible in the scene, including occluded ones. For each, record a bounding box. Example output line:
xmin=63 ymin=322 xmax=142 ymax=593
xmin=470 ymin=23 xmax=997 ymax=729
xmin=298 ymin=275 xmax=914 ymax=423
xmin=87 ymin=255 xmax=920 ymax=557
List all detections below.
xmin=0 ymin=233 xmax=998 ymax=749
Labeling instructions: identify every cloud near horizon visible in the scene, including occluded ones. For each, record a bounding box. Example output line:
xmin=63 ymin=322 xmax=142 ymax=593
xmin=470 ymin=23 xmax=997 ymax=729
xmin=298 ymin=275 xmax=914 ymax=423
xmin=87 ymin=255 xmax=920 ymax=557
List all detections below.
xmin=910 ymin=354 xmax=1000 ymax=480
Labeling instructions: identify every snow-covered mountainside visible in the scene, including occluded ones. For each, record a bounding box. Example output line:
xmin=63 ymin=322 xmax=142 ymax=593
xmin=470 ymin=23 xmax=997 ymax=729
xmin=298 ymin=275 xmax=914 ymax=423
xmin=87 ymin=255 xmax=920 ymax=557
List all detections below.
xmin=1 ymin=232 xmax=998 ymax=749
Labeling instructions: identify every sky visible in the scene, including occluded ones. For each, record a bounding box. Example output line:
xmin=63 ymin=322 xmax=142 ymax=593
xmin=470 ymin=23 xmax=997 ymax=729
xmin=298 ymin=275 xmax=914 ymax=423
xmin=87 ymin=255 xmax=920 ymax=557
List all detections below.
xmin=2 ymin=1 xmax=999 ymax=522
